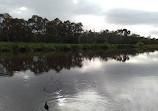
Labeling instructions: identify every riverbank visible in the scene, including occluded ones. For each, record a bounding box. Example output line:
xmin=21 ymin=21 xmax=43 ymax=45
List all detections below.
xmin=0 ymin=42 xmax=157 ymax=52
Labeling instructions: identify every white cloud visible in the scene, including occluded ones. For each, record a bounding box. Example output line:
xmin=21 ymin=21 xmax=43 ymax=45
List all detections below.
xmin=19 ymin=7 xmax=27 ymax=11
xmin=74 ymin=15 xmax=106 ymax=31
xmin=127 ymin=51 xmax=158 ymax=64
xmin=73 ymin=0 xmax=78 ymax=4
xmin=1 ymin=0 xmax=158 ymax=37
xmin=80 ymin=58 xmax=103 ymax=73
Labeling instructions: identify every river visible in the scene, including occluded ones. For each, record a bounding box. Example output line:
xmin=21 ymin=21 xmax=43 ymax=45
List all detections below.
xmin=0 ymin=50 xmax=157 ymax=111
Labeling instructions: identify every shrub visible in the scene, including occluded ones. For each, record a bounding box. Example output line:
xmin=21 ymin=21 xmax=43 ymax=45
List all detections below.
xmin=135 ymin=42 xmax=144 ymax=48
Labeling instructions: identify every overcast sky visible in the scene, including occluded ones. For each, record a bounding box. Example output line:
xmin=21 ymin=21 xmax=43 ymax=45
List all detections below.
xmin=1 ymin=0 xmax=158 ymax=38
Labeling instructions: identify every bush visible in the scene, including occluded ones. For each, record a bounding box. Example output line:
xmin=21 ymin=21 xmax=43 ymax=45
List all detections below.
xmin=116 ymin=44 xmax=134 ymax=49
xmin=83 ymin=45 xmax=90 ymax=50
xmin=100 ymin=44 xmax=108 ymax=50
xmin=135 ymin=42 xmax=144 ymax=48
xmin=71 ymin=45 xmax=79 ymax=51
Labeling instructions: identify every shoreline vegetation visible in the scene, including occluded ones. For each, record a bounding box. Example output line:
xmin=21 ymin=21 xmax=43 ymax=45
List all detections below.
xmin=0 ymin=42 xmax=158 ymax=52
xmin=0 ymin=13 xmax=158 ymax=52
xmin=0 ymin=49 xmax=155 ymax=76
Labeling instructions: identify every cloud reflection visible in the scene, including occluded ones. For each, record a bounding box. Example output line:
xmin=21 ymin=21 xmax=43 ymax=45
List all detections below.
xmin=80 ymin=58 xmax=103 ymax=73
xmin=14 ymin=70 xmax=35 ymax=80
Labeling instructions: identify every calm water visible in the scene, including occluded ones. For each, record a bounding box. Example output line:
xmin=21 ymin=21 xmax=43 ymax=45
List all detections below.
xmin=0 ymin=50 xmax=158 ymax=111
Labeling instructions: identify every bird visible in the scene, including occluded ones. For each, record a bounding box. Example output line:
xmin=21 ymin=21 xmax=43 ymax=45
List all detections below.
xmin=44 ymin=102 xmax=49 ymax=110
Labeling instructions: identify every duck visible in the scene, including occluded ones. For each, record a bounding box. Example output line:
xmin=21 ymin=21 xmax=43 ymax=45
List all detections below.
xmin=44 ymin=102 xmax=49 ymax=110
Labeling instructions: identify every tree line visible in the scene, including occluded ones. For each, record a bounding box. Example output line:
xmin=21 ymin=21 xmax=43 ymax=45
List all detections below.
xmin=0 ymin=50 xmax=141 ymax=76
xmin=0 ymin=13 xmax=158 ymax=44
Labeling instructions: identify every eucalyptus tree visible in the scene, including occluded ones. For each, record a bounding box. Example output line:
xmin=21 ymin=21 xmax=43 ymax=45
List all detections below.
xmin=72 ymin=22 xmax=83 ymax=43
xmin=1 ymin=18 xmax=32 ymax=42
xmin=58 ymin=20 xmax=83 ymax=43
xmin=46 ymin=18 xmax=62 ymax=43
xmin=0 ymin=13 xmax=12 ymax=41
xmin=122 ymin=29 xmax=130 ymax=37
xmin=28 ymin=15 xmax=48 ymax=42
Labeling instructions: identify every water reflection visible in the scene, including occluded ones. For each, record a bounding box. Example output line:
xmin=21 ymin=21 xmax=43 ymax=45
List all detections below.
xmin=0 ymin=49 xmax=150 ymax=76
xmin=0 ymin=50 xmax=158 ymax=111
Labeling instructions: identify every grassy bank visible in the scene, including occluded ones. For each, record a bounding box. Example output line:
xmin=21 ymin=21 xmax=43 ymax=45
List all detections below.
xmin=0 ymin=42 xmax=157 ymax=52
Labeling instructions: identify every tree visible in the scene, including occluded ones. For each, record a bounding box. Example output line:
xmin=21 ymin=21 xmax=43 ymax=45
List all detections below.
xmin=45 ymin=18 xmax=62 ymax=43
xmin=1 ymin=18 xmax=32 ymax=42
xmin=0 ymin=13 xmax=11 ymax=41
xmin=59 ymin=20 xmax=83 ymax=43
xmin=28 ymin=15 xmax=48 ymax=42
xmin=122 ymin=29 xmax=130 ymax=37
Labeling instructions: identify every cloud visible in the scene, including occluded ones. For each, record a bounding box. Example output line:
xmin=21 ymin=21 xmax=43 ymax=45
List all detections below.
xmin=106 ymin=8 xmax=158 ymax=26
xmin=150 ymin=30 xmax=158 ymax=35
xmin=0 ymin=0 xmax=102 ymax=20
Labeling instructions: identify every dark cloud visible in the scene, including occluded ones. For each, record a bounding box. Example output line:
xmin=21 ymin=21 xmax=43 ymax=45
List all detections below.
xmin=106 ymin=8 xmax=158 ymax=25
xmin=0 ymin=0 xmax=102 ymax=20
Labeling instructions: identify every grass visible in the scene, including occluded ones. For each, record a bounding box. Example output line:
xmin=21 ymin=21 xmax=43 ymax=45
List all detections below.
xmin=0 ymin=42 xmax=110 ymax=52
xmin=0 ymin=42 xmax=157 ymax=52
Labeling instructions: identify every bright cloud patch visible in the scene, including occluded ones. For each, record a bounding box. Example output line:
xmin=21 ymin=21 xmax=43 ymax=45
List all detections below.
xmin=11 ymin=7 xmax=28 ymax=14
xmin=20 ymin=7 xmax=27 ymax=11
xmin=73 ymin=0 xmax=78 ymax=4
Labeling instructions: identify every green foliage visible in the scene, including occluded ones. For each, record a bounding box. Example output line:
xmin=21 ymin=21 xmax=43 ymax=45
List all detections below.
xmin=116 ymin=44 xmax=134 ymax=49
xmin=135 ymin=42 xmax=144 ymax=48
xmin=99 ymin=44 xmax=109 ymax=50
xmin=0 ymin=13 xmax=158 ymax=45
xmin=71 ymin=45 xmax=80 ymax=51
xmin=54 ymin=44 xmax=71 ymax=51
xmin=0 ymin=42 xmax=157 ymax=52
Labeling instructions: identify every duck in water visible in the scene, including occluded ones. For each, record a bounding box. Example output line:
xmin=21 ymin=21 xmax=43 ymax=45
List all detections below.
xmin=44 ymin=102 xmax=49 ymax=110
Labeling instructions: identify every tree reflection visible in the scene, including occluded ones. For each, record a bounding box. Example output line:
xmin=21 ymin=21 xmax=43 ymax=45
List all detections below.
xmin=0 ymin=50 xmax=155 ymax=76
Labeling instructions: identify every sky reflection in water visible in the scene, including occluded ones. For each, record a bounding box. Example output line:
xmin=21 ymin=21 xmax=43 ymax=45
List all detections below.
xmin=0 ymin=51 xmax=157 ymax=111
